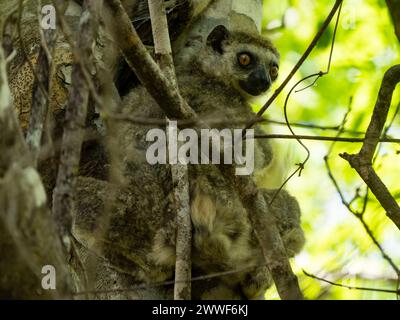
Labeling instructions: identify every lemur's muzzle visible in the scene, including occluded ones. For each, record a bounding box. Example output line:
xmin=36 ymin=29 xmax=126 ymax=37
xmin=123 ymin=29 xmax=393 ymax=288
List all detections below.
xmin=239 ymin=67 xmax=271 ymax=96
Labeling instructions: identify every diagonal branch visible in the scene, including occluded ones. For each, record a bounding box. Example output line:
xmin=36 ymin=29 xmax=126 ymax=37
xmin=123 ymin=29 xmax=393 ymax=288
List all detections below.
xmin=304 ymin=270 xmax=400 ymax=295
xmin=340 ymin=65 xmax=400 ymax=230
xmin=386 ymin=0 xmax=400 ymax=43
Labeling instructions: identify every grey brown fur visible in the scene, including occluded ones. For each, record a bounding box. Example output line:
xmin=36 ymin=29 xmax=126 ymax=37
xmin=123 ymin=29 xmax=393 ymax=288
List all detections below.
xmin=72 ymin=25 xmax=304 ymax=299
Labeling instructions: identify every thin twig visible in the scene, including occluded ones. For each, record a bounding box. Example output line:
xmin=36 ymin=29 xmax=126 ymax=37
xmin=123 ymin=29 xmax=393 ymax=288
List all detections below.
xmin=265 ymin=119 xmax=365 ymax=136
xmin=253 ymin=134 xmax=400 ymax=143
xmin=304 ymin=270 xmax=400 ymax=295
xmin=107 ymin=113 xmax=265 ymax=127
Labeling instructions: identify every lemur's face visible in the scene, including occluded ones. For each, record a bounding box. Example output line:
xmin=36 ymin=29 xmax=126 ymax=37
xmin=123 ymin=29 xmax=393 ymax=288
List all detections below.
xmin=235 ymin=49 xmax=279 ymax=96
xmin=205 ymin=25 xmax=280 ymax=97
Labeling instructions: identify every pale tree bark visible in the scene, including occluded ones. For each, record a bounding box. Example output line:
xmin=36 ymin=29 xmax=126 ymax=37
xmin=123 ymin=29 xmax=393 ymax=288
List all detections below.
xmin=147 ymin=0 xmax=192 ymax=300
xmin=52 ymin=0 xmax=99 ymax=251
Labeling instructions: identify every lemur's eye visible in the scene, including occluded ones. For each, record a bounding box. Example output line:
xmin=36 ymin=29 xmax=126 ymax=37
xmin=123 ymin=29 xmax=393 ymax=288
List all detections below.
xmin=270 ymin=65 xmax=279 ymax=79
xmin=238 ymin=53 xmax=252 ymax=67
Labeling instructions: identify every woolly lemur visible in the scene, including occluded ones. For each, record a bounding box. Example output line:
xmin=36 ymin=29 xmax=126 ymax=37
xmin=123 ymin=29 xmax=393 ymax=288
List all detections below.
xmin=73 ymin=25 xmax=304 ymax=299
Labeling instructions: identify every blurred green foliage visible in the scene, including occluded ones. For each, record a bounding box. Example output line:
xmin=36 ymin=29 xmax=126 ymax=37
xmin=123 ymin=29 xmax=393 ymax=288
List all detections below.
xmin=260 ymin=0 xmax=400 ymax=300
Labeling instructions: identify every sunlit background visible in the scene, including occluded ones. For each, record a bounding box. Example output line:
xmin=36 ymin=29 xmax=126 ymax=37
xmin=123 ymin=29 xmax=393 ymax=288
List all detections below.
xmin=258 ymin=0 xmax=400 ymax=299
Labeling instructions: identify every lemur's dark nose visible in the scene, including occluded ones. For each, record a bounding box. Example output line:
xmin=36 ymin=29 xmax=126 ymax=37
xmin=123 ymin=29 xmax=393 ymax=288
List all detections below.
xmin=239 ymin=67 xmax=272 ymax=96
xmin=252 ymin=68 xmax=271 ymax=92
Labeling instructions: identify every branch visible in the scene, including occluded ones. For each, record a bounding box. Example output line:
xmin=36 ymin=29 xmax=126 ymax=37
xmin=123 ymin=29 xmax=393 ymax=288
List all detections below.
xmin=171 ymin=160 xmax=192 ymax=300
xmin=253 ymin=134 xmax=400 ymax=143
xmin=304 ymin=270 xmax=400 ymax=295
xmin=324 ymin=102 xmax=400 ymax=277
xmin=52 ymin=0 xmax=100 ymax=248
xmin=147 ymin=0 xmax=192 ymax=300
xmin=108 ymin=113 xmax=267 ymax=127
xmin=148 ymin=0 xmax=176 ymax=81
xmin=386 ymin=0 xmax=400 ymax=43
xmin=264 ymin=119 xmax=365 ymax=136
xmin=105 ymin=0 xmax=303 ymax=300
xmin=341 ymin=65 xmax=400 ymax=230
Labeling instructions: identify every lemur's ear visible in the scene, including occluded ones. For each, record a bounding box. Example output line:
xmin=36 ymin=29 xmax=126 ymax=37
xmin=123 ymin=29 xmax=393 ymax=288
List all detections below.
xmin=206 ymin=25 xmax=230 ymax=54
